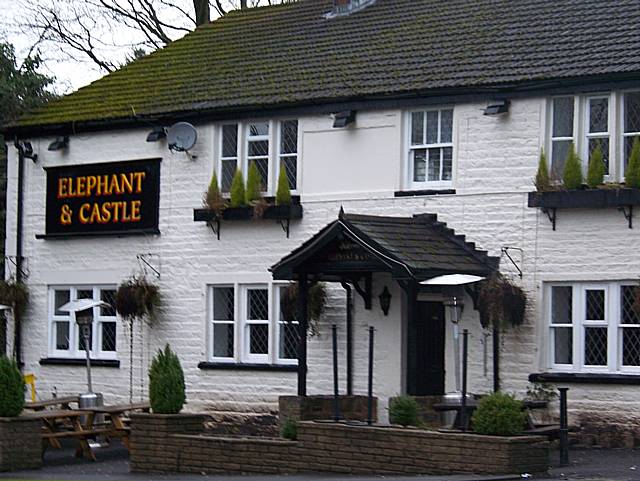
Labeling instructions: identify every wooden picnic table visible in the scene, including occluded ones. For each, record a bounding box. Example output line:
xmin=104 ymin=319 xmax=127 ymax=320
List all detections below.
xmin=81 ymin=402 xmax=151 ymax=450
xmin=24 ymin=396 xmax=79 ymax=411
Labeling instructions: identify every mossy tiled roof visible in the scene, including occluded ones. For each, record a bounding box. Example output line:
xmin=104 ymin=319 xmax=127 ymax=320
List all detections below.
xmin=11 ymin=0 xmax=640 ymax=131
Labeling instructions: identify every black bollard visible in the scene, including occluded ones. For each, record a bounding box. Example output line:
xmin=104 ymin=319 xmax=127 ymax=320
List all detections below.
xmin=332 ymin=324 xmax=341 ymax=421
xmin=460 ymin=329 xmax=469 ymax=431
xmin=559 ymin=387 xmax=569 ymax=466
xmin=367 ymin=326 xmax=375 ymax=425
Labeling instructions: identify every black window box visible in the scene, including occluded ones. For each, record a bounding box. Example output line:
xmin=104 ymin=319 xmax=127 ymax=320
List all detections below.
xmin=529 ymin=372 xmax=640 ymax=385
xmin=262 ymin=204 xmax=303 ymax=220
xmin=40 ymin=357 xmax=120 ymax=368
xmin=198 ymin=361 xmax=298 ymax=372
xmin=221 ymin=206 xmax=253 ymax=220
xmin=528 ymin=188 xmax=640 ymax=209
xmin=194 ymin=203 xmax=303 ymax=223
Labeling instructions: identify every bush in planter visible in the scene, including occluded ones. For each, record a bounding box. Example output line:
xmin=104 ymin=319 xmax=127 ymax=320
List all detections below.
xmin=276 ymin=168 xmax=292 ymax=206
xmin=562 ymin=143 xmax=583 ymax=190
xmin=281 ymin=418 xmax=298 ymax=440
xmin=203 ymin=171 xmax=226 ymax=212
xmin=472 ymin=392 xmax=526 ymax=436
xmin=534 ymin=149 xmax=551 ymax=192
xmin=245 ymin=161 xmax=263 ymax=204
xmin=587 ymin=143 xmax=605 ymax=188
xmin=229 ymin=169 xmax=246 ymax=208
xmin=626 ymin=137 xmax=640 ymax=189
xmin=115 ymin=275 xmax=160 ymax=322
xmin=388 ymin=396 xmax=421 ymax=427
xmin=0 ymin=357 xmax=25 ymax=417
xmin=149 ymin=344 xmax=186 ymax=414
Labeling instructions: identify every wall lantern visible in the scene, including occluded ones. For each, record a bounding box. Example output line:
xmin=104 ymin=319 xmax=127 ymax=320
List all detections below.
xmin=48 ymin=136 xmax=69 ymax=151
xmin=146 ymin=126 xmax=167 ymax=142
xmin=332 ymin=110 xmax=356 ymax=128
xmin=483 ymin=99 xmax=510 ymax=116
xmin=378 ymin=286 xmax=391 ymax=316
xmin=444 ymin=296 xmax=464 ymax=324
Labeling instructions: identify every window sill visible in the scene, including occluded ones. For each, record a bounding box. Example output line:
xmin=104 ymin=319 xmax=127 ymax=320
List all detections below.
xmin=394 ymin=189 xmax=456 ymax=198
xmin=529 ymin=372 xmax=640 ymax=385
xmin=198 ymin=361 xmax=298 ymax=372
xmin=40 ymin=357 xmax=120 ymax=368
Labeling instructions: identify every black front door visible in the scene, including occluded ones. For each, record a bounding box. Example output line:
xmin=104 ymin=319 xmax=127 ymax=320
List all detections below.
xmin=414 ymin=301 xmax=446 ymax=396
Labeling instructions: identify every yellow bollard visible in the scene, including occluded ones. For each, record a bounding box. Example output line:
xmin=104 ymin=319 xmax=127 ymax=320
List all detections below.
xmin=23 ymin=374 xmax=36 ymax=402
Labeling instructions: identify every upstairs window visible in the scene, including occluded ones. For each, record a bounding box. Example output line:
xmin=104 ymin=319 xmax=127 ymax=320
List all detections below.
xmin=550 ymin=97 xmax=575 ymax=178
xmin=217 ymin=120 xmax=299 ymax=194
xmin=584 ymin=96 xmax=610 ymax=175
xmin=623 ymin=92 xmax=640 ymax=174
xmin=409 ymin=109 xmax=453 ymax=187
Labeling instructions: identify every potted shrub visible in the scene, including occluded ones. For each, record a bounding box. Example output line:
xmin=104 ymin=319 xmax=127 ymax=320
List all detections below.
xmin=149 ymin=344 xmax=186 ymax=414
xmin=223 ymin=169 xmax=253 ymax=220
xmin=263 ymin=169 xmax=303 ymax=220
xmin=534 ymin=149 xmax=552 ymax=192
xmin=0 ymin=356 xmax=42 ymax=471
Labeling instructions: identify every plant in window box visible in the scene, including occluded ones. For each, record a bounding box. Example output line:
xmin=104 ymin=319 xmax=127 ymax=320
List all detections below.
xmin=202 ymin=171 xmax=227 ymax=216
xmin=562 ymin=143 xmax=583 ymax=190
xmin=0 ymin=278 xmax=28 ymax=320
xmin=263 ymin=170 xmax=303 ymax=221
xmin=534 ymin=149 xmax=552 ymax=192
xmin=477 ymin=273 xmax=527 ymax=330
xmin=586 ymin=143 xmax=605 ymax=188
xmin=222 ymin=169 xmax=253 ymax=220
xmin=245 ymin=161 xmax=269 ymax=218
xmin=280 ymin=282 xmax=327 ymax=336
xmin=626 ymin=137 xmax=640 ymax=189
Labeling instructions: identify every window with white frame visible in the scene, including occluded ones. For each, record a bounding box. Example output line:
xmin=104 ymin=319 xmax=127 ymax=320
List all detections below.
xmin=547 ymin=282 xmax=640 ymax=373
xmin=547 ymin=91 xmax=640 ymax=181
xmin=208 ymin=283 xmax=298 ymax=365
xmin=408 ymin=109 xmax=454 ymax=187
xmin=49 ymin=286 xmax=117 ymax=359
xmin=218 ymin=120 xmax=299 ymax=194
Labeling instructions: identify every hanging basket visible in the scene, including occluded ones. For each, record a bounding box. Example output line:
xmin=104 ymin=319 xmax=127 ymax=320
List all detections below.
xmin=280 ymin=282 xmax=327 ymax=336
xmin=477 ymin=274 xmax=527 ymax=329
xmin=115 ymin=276 xmax=160 ymax=322
xmin=0 ymin=279 xmax=28 ymax=319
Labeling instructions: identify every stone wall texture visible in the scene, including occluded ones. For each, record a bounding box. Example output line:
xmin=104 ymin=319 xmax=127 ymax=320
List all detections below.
xmin=129 ymin=415 xmax=549 ymax=476
xmin=0 ymin=417 xmax=42 ymax=472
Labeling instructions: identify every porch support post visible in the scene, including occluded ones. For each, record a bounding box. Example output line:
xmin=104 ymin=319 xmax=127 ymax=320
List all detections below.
xmin=297 ymin=273 xmax=309 ymax=396
xmin=341 ymin=281 xmax=353 ymax=396
xmin=403 ymin=281 xmax=418 ymax=395
xmin=493 ymin=325 xmax=500 ymax=392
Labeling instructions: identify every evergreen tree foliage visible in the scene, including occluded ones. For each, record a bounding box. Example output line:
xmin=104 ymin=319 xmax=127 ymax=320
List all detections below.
xmin=586 ymin=143 xmax=605 ymax=188
xmin=148 ymin=344 xmax=186 ymax=414
xmin=276 ymin=168 xmax=292 ymax=205
xmin=229 ymin=169 xmax=246 ymax=207
xmin=388 ymin=396 xmax=421 ymax=427
xmin=204 ymin=171 xmax=225 ymax=211
xmin=471 ymin=392 xmax=526 ymax=436
xmin=562 ymin=143 xmax=583 ymax=190
xmin=245 ymin=161 xmax=262 ymax=204
xmin=0 ymin=357 xmax=25 ymax=417
xmin=625 ymin=137 xmax=640 ymax=189
xmin=534 ymin=149 xmax=551 ymax=192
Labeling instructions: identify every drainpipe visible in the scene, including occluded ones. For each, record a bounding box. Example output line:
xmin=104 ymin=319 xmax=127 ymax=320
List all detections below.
xmin=13 ymin=139 xmax=25 ymax=367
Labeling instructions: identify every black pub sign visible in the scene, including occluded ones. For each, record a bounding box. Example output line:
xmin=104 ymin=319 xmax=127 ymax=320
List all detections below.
xmin=44 ymin=158 xmax=161 ymax=237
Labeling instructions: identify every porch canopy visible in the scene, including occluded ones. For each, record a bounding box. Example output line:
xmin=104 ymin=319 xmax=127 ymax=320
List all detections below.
xmin=270 ymin=210 xmax=499 ymax=396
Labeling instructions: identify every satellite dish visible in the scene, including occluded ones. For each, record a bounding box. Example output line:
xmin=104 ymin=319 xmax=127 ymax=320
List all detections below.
xmin=167 ymin=122 xmax=197 ymax=152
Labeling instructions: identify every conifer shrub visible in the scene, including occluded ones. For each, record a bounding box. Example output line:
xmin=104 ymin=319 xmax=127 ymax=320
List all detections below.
xmin=562 ymin=143 xmax=583 ymax=190
xmin=148 ymin=344 xmax=186 ymax=415
xmin=534 ymin=149 xmax=551 ymax=192
xmin=471 ymin=392 xmax=526 ymax=436
xmin=204 ymin=171 xmax=225 ymax=212
xmin=626 ymin=137 xmax=640 ymax=189
xmin=586 ymin=143 xmax=605 ymax=188
xmin=245 ymin=161 xmax=262 ymax=204
xmin=388 ymin=396 xmax=421 ymax=427
xmin=229 ymin=169 xmax=246 ymax=208
xmin=281 ymin=418 xmax=298 ymax=440
xmin=0 ymin=357 xmax=25 ymax=417
xmin=276 ymin=168 xmax=292 ymax=206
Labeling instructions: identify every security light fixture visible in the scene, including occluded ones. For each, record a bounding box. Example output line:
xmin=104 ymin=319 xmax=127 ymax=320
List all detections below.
xmin=146 ymin=126 xmax=167 ymax=142
xmin=15 ymin=140 xmax=38 ymax=163
xmin=378 ymin=286 xmax=391 ymax=316
xmin=48 ymin=136 xmax=69 ymax=151
xmin=484 ymin=99 xmax=510 ymax=116
xmin=332 ymin=110 xmax=356 ymax=128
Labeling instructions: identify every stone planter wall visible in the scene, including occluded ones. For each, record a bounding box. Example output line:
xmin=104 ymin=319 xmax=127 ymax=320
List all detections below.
xmin=278 ymin=395 xmax=377 ymax=425
xmin=0 ymin=417 xmax=42 ymax=472
xmin=130 ymin=419 xmax=549 ymax=476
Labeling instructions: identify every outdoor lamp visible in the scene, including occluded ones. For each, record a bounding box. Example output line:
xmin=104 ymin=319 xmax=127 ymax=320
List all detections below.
xmin=146 ymin=126 xmax=167 ymax=142
xmin=378 ymin=286 xmax=391 ymax=316
xmin=75 ymin=307 xmax=94 ymax=392
xmin=445 ymin=296 xmax=465 ymax=392
xmin=444 ymin=296 xmax=464 ymax=324
xmin=48 ymin=136 xmax=69 ymax=151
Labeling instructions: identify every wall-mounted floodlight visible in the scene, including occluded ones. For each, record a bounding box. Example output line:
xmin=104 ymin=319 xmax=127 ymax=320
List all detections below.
xmin=146 ymin=126 xmax=167 ymax=142
xmin=332 ymin=110 xmax=356 ymax=128
xmin=48 ymin=136 xmax=69 ymax=151
xmin=15 ymin=141 xmax=38 ymax=163
xmin=484 ymin=100 xmax=510 ymax=116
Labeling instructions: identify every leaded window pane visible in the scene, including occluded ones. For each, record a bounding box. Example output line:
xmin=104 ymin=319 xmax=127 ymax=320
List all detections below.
xmin=248 ymin=140 xmax=269 ymax=157
xmin=221 ymin=159 xmax=237 ymax=193
xmin=279 ymin=323 xmax=298 ymax=359
xmin=624 ymin=92 xmax=640 ymax=133
xmin=551 ymin=140 xmax=571 ymax=180
xmin=54 ymin=290 xmax=71 ymax=316
xmin=55 ymin=321 xmax=70 ymax=350
xmin=589 ymin=98 xmax=608 ymax=133
xmin=411 ymin=112 xmax=424 ymax=145
xmin=101 ymin=322 xmax=116 ymax=352
xmin=551 ymin=286 xmax=572 ymax=324
xmin=553 ymin=97 xmax=574 ymax=138
xmin=586 ymin=289 xmax=605 ymax=321
xmin=77 ymin=289 xmax=93 ymax=300
xmin=584 ymin=327 xmax=607 ymax=365
xmin=222 ymin=124 xmax=238 ymax=158
xmin=213 ymin=287 xmax=234 ymax=321
xmin=249 ymin=324 xmax=269 ymax=354
xmin=622 ymin=328 xmax=640 ymax=366
xmin=440 ymin=109 xmax=453 ymax=143
xmin=588 ymin=138 xmax=609 ymax=175
xmin=281 ymin=157 xmax=297 ymax=191
xmin=248 ymin=289 xmax=268 ymax=320
xmin=554 ymin=327 xmax=572 ymax=364
xmin=100 ymin=289 xmax=117 ymax=317
xmin=249 ymin=122 xmax=269 ymax=137
xmin=426 ymin=111 xmax=438 ymax=144
xmin=427 ymin=148 xmax=440 ymax=181
xmin=442 ymin=147 xmax=453 ymax=181
xmin=621 ymin=286 xmax=640 ymax=325
xmin=213 ymin=324 xmax=234 ymax=358
xmin=253 ymin=159 xmax=269 ymax=189
xmin=413 ymin=149 xmax=426 ymax=182
xmin=280 ymin=120 xmax=298 ymax=154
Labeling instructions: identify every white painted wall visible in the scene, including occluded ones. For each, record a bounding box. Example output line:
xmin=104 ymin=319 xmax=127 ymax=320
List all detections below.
xmin=6 ymin=96 xmax=640 ymax=431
